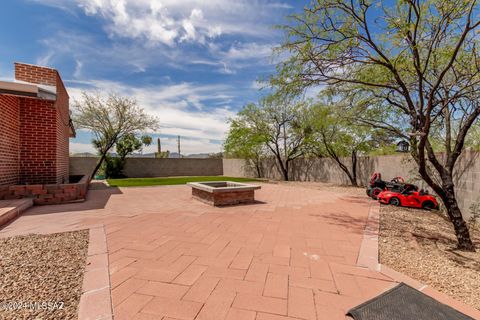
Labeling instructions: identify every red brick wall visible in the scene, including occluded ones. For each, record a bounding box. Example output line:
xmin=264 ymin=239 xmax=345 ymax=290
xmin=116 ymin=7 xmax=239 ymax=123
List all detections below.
xmin=0 ymin=63 xmax=72 ymax=185
xmin=55 ymin=73 xmax=70 ymax=183
xmin=14 ymin=63 xmax=57 ymax=86
xmin=18 ymin=97 xmax=57 ymax=184
xmin=0 ymin=95 xmax=20 ymax=185
xmin=0 ymin=175 xmax=90 ymax=205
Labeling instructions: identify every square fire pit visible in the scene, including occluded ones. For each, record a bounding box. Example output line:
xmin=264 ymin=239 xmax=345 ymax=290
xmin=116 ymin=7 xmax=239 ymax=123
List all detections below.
xmin=187 ymin=181 xmax=261 ymax=206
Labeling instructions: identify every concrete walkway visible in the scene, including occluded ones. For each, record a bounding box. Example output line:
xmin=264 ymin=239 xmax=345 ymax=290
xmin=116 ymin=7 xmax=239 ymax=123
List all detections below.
xmin=0 ymin=184 xmax=477 ymax=319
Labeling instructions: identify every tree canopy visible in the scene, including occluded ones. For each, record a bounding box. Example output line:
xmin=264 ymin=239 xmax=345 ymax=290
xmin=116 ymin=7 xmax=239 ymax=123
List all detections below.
xmin=272 ymin=0 xmax=480 ymax=250
xmin=225 ymin=95 xmax=312 ymax=181
xmin=73 ymin=92 xmax=159 ymax=178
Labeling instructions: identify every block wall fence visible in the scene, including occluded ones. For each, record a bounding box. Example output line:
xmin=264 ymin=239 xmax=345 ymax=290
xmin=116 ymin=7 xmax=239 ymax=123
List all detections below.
xmin=222 ymin=151 xmax=480 ymax=219
xmin=69 ymin=157 xmax=224 ymax=178
xmin=70 ymin=153 xmax=480 ymax=218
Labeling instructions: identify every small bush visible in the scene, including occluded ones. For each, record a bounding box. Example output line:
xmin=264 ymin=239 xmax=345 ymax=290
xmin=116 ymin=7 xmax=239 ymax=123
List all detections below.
xmin=104 ymin=156 xmax=126 ymax=179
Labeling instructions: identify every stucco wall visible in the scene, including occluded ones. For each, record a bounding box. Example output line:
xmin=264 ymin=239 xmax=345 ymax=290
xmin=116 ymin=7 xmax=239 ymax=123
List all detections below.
xmin=70 ymin=157 xmax=224 ymax=178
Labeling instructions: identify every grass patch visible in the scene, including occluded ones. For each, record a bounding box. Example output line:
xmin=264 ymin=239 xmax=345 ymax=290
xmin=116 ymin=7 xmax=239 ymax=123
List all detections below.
xmin=107 ymin=176 xmax=259 ymax=187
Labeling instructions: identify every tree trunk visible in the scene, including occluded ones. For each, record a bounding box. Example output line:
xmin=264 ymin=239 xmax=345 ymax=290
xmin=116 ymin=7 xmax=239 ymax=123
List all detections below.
xmin=283 ymin=161 xmax=289 ymax=181
xmin=251 ymin=158 xmax=262 ymax=178
xmin=91 ymin=152 xmax=108 ymax=179
xmin=350 ymin=150 xmax=358 ymax=187
xmin=330 ymin=156 xmax=356 ymax=186
xmin=417 ymin=163 xmax=475 ymax=251
xmin=440 ymin=186 xmax=475 ymax=251
xmin=271 ymin=149 xmax=289 ymax=181
xmin=347 ymin=173 xmax=357 ymax=187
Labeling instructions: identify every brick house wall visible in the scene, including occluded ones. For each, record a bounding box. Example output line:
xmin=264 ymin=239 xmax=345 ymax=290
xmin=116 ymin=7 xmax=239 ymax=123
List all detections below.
xmin=0 ymin=63 xmax=71 ymax=185
xmin=0 ymin=95 xmax=20 ymax=185
xmin=14 ymin=63 xmax=57 ymax=86
xmin=18 ymin=97 xmax=58 ymax=184
xmin=54 ymin=73 xmax=70 ymax=183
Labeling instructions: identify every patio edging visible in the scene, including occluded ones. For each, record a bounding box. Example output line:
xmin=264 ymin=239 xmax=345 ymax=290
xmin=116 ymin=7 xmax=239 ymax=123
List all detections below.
xmin=78 ymin=225 xmax=113 ymax=320
xmin=357 ymin=203 xmax=480 ymax=319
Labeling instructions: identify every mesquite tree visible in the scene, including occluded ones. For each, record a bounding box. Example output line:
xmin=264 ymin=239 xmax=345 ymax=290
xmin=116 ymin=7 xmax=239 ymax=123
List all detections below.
xmin=274 ymin=0 xmax=480 ymax=250
xmin=224 ymin=116 xmax=267 ymax=178
xmin=73 ymin=92 xmax=159 ymax=178
xmin=308 ymin=103 xmax=392 ymax=186
xmin=227 ymin=95 xmax=312 ymax=181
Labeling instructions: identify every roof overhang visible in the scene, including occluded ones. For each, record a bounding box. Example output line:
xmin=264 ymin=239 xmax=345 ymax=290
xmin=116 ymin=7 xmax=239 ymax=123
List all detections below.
xmin=0 ymin=80 xmax=38 ymax=97
xmin=0 ymin=80 xmax=57 ymax=100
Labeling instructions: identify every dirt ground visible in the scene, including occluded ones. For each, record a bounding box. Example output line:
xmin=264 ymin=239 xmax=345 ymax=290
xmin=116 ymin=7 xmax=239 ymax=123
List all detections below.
xmin=379 ymin=205 xmax=480 ymax=310
xmin=0 ymin=230 xmax=89 ymax=319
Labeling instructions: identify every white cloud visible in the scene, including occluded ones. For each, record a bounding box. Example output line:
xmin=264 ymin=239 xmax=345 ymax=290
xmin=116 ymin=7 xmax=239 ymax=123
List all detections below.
xmin=35 ymin=0 xmax=288 ymax=47
xmin=73 ymin=59 xmax=83 ymax=78
xmin=70 ymin=137 xmax=222 ymax=155
xmin=222 ymin=43 xmax=273 ymax=61
xmin=66 ymin=79 xmax=237 ymax=148
xmin=142 ymin=137 xmax=221 ymax=154
xmin=70 ymin=141 xmax=97 ymax=154
xmin=36 ymin=52 xmax=54 ymax=67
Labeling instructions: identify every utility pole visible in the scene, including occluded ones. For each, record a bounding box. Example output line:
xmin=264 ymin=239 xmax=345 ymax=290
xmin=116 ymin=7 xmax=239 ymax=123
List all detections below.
xmin=157 ymin=137 xmax=161 ymax=154
xmin=177 ymin=135 xmax=181 ymax=158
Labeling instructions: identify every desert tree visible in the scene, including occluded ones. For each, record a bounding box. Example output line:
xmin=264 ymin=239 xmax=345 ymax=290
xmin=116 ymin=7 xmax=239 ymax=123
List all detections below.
xmin=273 ymin=0 xmax=480 ymax=250
xmin=73 ymin=92 xmax=159 ymax=178
xmin=226 ymin=94 xmax=312 ymax=181
xmin=224 ymin=115 xmax=267 ymax=178
xmin=104 ymin=134 xmax=153 ymax=178
xmin=307 ymin=101 xmax=392 ymax=186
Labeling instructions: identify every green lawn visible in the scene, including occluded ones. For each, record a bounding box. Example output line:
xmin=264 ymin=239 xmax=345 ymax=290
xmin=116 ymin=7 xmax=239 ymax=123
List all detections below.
xmin=107 ymin=176 xmax=259 ymax=187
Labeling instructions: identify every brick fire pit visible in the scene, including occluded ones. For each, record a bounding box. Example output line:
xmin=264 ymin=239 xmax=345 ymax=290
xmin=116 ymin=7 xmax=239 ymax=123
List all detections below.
xmin=187 ymin=181 xmax=261 ymax=206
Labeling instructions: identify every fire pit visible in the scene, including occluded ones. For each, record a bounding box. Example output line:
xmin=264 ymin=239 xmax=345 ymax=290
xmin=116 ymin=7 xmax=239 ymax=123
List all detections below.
xmin=187 ymin=181 xmax=261 ymax=206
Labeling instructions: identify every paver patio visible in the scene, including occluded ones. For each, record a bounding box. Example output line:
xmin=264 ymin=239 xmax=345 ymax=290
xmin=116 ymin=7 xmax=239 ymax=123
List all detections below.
xmin=0 ymin=183 xmax=476 ymax=319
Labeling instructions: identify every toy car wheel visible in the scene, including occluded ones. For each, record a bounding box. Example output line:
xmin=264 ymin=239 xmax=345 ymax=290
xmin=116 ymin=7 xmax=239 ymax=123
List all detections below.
xmin=366 ymin=188 xmax=373 ymax=197
xmin=422 ymin=201 xmax=435 ymax=210
xmin=389 ymin=197 xmax=401 ymax=206
xmin=371 ymin=187 xmax=382 ymax=199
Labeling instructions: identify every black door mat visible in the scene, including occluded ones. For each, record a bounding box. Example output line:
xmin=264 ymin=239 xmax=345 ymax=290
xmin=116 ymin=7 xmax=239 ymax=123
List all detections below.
xmin=347 ymin=283 xmax=474 ymax=320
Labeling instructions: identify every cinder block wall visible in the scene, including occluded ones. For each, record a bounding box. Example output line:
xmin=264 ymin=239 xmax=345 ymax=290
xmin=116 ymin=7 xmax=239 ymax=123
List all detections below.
xmin=70 ymin=157 xmax=224 ymax=178
xmin=223 ymin=151 xmax=480 ymax=219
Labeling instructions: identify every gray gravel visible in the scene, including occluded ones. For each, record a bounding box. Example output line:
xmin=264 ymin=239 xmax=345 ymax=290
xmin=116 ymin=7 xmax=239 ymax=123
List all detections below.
xmin=379 ymin=205 xmax=480 ymax=310
xmin=0 ymin=230 xmax=89 ymax=319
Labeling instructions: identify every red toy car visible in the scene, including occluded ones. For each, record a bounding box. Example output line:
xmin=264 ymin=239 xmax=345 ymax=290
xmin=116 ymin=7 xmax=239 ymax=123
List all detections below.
xmin=366 ymin=172 xmax=413 ymax=199
xmin=377 ymin=183 xmax=439 ymax=210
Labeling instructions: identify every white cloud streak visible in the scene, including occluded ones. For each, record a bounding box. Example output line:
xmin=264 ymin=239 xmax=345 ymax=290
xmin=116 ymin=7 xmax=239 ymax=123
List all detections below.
xmin=67 ymin=79 xmax=237 ymax=150
xmin=33 ymin=0 xmax=289 ymax=46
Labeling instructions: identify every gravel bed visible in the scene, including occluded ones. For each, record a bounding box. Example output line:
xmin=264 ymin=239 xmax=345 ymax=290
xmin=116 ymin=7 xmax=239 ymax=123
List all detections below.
xmin=379 ymin=205 xmax=480 ymax=310
xmin=0 ymin=230 xmax=89 ymax=319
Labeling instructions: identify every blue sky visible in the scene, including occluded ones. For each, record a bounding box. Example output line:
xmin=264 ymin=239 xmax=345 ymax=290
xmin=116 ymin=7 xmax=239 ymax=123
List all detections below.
xmin=0 ymin=0 xmax=303 ymax=154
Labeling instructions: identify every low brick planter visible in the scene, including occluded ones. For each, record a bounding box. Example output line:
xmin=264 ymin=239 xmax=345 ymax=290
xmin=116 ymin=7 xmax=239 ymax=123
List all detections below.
xmin=0 ymin=175 xmax=90 ymax=205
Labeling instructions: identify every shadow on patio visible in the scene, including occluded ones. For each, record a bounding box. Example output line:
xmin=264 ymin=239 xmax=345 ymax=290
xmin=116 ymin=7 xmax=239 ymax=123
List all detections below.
xmin=22 ymin=184 xmax=123 ymax=216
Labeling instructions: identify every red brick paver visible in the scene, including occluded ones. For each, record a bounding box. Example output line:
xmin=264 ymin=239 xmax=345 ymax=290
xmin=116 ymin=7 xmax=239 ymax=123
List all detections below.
xmin=1 ymin=183 xmax=478 ymax=319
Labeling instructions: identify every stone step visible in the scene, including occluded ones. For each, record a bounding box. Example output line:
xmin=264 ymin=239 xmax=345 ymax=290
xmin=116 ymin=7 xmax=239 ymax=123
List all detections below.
xmin=0 ymin=198 xmax=33 ymax=228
